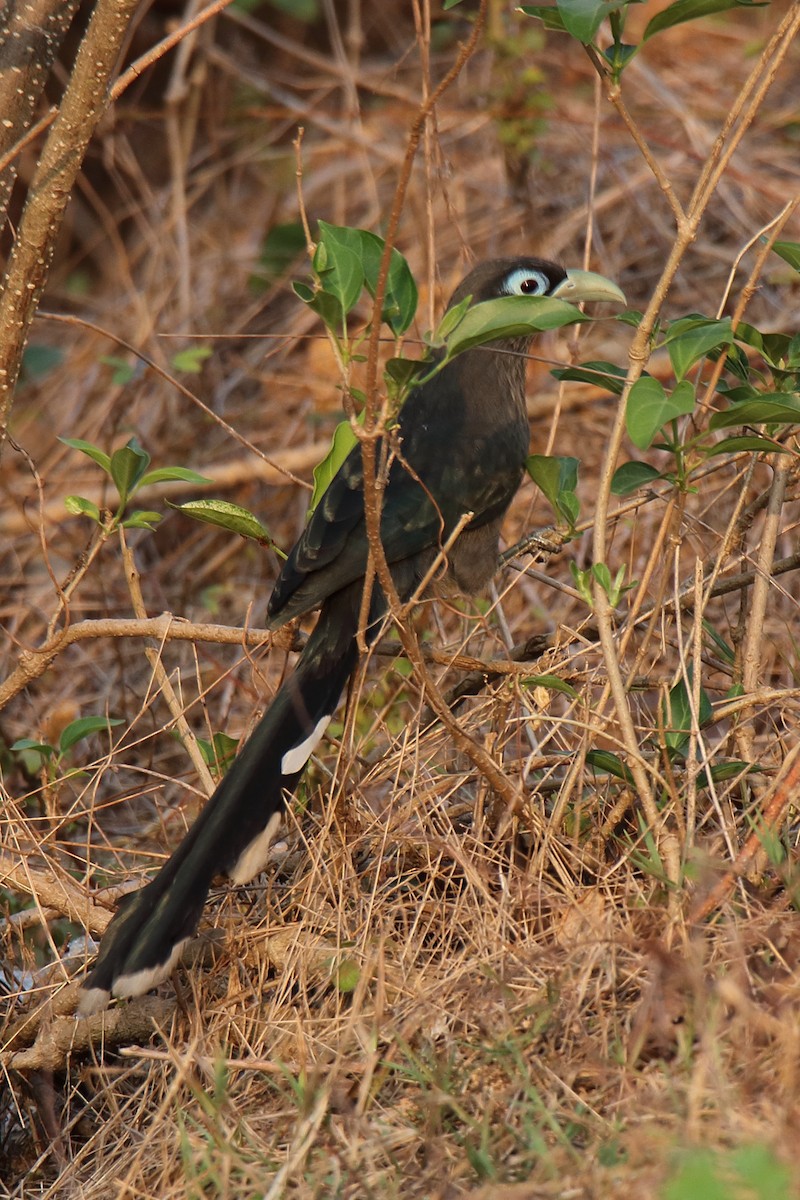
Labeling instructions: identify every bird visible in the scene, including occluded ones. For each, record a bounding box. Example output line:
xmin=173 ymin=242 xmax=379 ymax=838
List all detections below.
xmin=78 ymin=256 xmax=624 ymax=1014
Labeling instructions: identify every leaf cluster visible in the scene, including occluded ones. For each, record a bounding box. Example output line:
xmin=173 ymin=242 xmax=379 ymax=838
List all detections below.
xmin=521 ymin=0 xmax=764 ymax=81
xmin=294 ymin=222 xmax=605 ymax=516
xmin=61 ymin=437 xmax=211 ymax=531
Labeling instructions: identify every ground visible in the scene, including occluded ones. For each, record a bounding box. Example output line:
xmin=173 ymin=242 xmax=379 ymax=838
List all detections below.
xmin=2 ymin=2 xmax=800 ymax=1197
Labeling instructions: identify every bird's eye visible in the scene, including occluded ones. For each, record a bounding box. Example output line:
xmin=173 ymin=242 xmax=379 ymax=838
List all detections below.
xmin=503 ymin=268 xmax=550 ymax=297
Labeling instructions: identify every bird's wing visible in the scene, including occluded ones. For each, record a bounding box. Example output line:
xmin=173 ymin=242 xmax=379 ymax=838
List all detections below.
xmin=268 ymin=359 xmax=527 ymax=626
xmin=267 ymin=436 xmax=441 ymax=625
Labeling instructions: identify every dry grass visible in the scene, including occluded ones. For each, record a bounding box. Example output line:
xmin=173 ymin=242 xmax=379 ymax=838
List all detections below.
xmin=2 ymin=3 xmax=800 ymax=1196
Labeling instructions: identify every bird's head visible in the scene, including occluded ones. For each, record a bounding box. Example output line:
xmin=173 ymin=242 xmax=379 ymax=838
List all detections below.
xmin=448 ymin=257 xmax=626 ymax=308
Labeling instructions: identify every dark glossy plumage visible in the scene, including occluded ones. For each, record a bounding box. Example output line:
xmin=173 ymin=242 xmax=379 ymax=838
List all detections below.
xmin=270 ymin=257 xmax=564 ymax=623
xmin=79 ymin=256 xmax=620 ymax=1013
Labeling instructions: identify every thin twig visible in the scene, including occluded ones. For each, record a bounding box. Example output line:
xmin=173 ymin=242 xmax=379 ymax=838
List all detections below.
xmin=0 ymin=0 xmax=238 ymax=180
xmin=37 ymin=311 xmax=314 ymax=489
xmin=583 ymin=13 xmax=800 ymax=886
xmin=119 ymin=528 xmax=216 ymax=794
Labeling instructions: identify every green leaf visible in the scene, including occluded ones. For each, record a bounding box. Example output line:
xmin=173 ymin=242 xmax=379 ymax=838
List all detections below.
xmin=526 ymin=454 xmax=580 ymax=528
xmin=173 ymin=498 xmax=276 ymax=544
xmin=556 ymin=0 xmax=625 ymax=44
xmin=520 ymin=4 xmax=569 ymax=32
xmin=551 ymin=359 xmax=627 ymax=394
xmin=558 ymin=490 xmax=580 ymax=527
xmin=707 ymin=760 xmax=755 ymax=783
xmin=709 ymin=395 xmax=800 ymax=430
xmin=644 ymin=0 xmax=764 ymax=43
xmin=59 ymin=437 xmax=111 ymax=475
xmin=763 ymin=334 xmax=795 ymax=371
xmin=722 ymin=343 xmax=752 ymax=382
xmin=610 ymin=461 xmax=662 ymax=495
xmin=64 ymin=495 xmax=102 ymax=522
xmin=432 ymin=294 xmax=472 ymax=344
xmin=293 ymin=280 xmax=346 ymax=331
xmin=734 ymin=325 xmax=797 ymax=371
xmin=771 ymin=240 xmax=800 ymax=273
xmin=521 ymin=673 xmax=579 ymax=698
xmin=316 ymin=222 xmax=417 ymax=334
xmin=527 ymin=454 xmax=578 ymax=499
xmin=715 ymin=383 xmax=760 ymax=404
xmin=527 ymin=0 xmax=636 ymax=44
xmin=371 ymin=240 xmax=418 ymax=335
xmin=615 ymin=309 xmax=647 ymax=329
xmin=661 ymin=672 xmax=713 ymax=752
xmin=309 ymin=420 xmax=359 ymax=515
xmin=585 ymin=750 xmax=635 ymax=784
xmin=626 ymin=377 xmax=695 ymax=450
xmin=11 ymin=738 xmax=54 ymax=759
xmin=197 ymin=731 xmax=239 ymax=771
xmin=733 ymin=321 xmax=765 ymax=355
xmin=704 ymin=434 xmax=782 ymax=458
xmin=702 ymin=618 xmax=735 ymax=664
xmin=663 ymin=317 xmax=733 ymax=381
xmin=110 ymin=438 xmax=151 ymax=506
xmin=590 ymin=561 xmax=637 ymax=607
xmin=570 ymin=561 xmax=595 ymax=608
xmin=443 ymin=294 xmax=588 ymax=360
xmin=592 ymin=562 xmax=612 ymax=594
xmin=626 ymin=377 xmax=668 ymax=450
xmin=59 ymin=716 xmax=124 ymax=754
xmin=139 ymin=466 xmax=213 ymax=487
xmin=122 ymin=510 xmax=163 ymax=530
xmin=384 ymin=356 xmax=426 ymax=391
xmin=293 ymin=281 xmax=314 ymax=305
xmin=171 ymin=345 xmax=213 ymax=374
xmin=313 ymin=237 xmax=364 ymax=320
xmin=599 ymin=39 xmax=637 ymax=75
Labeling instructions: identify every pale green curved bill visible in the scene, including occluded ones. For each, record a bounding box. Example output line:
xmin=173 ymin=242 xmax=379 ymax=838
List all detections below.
xmin=552 ymin=269 xmax=626 ymax=306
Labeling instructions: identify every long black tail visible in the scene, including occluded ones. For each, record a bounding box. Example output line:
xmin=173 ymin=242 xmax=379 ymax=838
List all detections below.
xmin=79 ymin=580 xmax=372 ymax=1014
